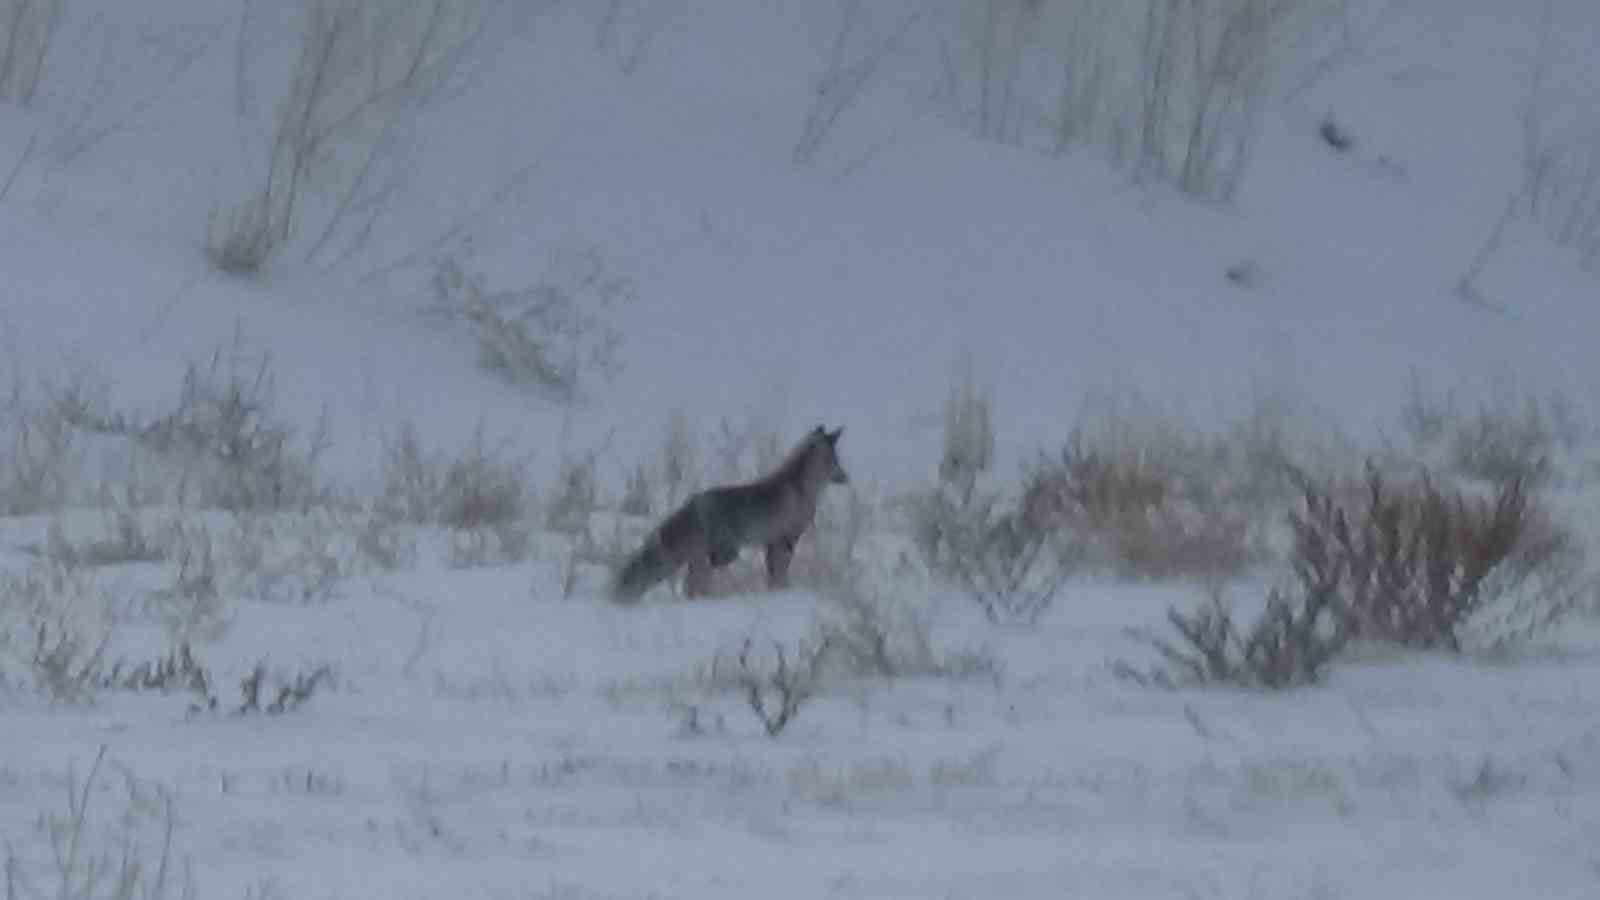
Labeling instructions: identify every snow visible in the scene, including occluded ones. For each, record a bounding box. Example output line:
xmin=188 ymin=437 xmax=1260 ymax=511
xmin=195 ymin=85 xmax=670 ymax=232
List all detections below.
xmin=3 ymin=0 xmax=1600 ymax=897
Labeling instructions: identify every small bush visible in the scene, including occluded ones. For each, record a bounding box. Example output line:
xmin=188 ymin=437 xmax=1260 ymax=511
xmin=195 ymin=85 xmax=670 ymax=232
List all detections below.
xmin=379 ymin=424 xmax=529 ymax=530
xmin=545 ymin=453 xmax=600 ymax=534
xmin=44 ymin=508 xmax=167 ymax=569
xmin=1298 ymin=465 xmax=1543 ymax=652
xmin=433 ymin=247 xmax=631 ymax=402
xmin=0 ymin=563 xmax=112 ymax=703
xmin=1126 ymin=579 xmax=1349 ymax=690
xmin=817 ymin=589 xmax=1001 ymax=683
xmin=445 ymin=521 xmax=532 ymax=569
xmin=226 ymin=661 xmax=334 ymax=716
xmin=1 ymin=748 xmax=194 ymax=900
xmin=213 ymin=0 xmax=486 ymax=272
xmin=913 ymin=484 xmax=1074 ymax=625
xmin=713 ymin=637 xmax=830 ymax=737
xmin=0 ymin=385 xmax=76 ymax=515
xmin=939 ymin=356 xmax=994 ymax=502
xmin=618 ymin=464 xmax=653 ymax=516
xmin=142 ymin=344 xmax=328 ymax=511
xmin=224 ymin=512 xmax=349 ymax=605
xmin=658 ymin=411 xmax=699 ymax=508
xmin=1020 ymin=425 xmax=1269 ymax=583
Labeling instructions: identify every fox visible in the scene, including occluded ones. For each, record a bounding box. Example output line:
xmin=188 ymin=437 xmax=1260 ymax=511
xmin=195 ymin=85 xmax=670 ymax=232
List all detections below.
xmin=611 ymin=425 xmax=850 ymax=603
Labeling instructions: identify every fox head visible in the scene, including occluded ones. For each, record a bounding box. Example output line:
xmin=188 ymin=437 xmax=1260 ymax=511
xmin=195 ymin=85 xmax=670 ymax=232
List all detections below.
xmin=812 ymin=425 xmax=849 ymax=485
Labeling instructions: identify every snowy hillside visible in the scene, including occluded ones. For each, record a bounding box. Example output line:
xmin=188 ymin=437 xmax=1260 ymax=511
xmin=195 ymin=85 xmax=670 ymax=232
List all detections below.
xmin=2 ymin=0 xmax=1599 ymax=897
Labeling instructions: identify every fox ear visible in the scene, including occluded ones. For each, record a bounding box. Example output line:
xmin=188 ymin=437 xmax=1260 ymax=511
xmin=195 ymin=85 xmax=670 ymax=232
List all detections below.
xmin=825 ymin=426 xmax=843 ymax=444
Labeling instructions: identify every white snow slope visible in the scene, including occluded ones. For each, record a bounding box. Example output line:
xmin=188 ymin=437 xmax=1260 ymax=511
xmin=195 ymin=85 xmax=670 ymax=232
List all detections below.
xmin=2 ymin=0 xmax=1599 ymax=897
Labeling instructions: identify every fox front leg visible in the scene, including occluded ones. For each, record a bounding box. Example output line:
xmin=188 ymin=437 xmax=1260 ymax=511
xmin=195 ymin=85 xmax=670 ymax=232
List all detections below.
xmin=764 ymin=536 xmax=797 ymax=590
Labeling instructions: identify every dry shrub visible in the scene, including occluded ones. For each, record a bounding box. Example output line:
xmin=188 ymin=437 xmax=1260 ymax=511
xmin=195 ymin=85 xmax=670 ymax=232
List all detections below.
xmin=433 ymin=247 xmax=630 ymax=402
xmin=43 ymin=508 xmax=166 ymax=569
xmin=379 ymin=424 xmax=529 ymax=530
xmin=2 ymin=748 xmax=194 ymax=900
xmin=711 ymin=637 xmax=831 ymax=737
xmin=1020 ymin=424 xmax=1275 ymax=584
xmin=618 ymin=464 xmax=653 ymax=516
xmin=1399 ymin=377 xmax=1583 ymax=487
xmin=1295 ymin=464 xmax=1568 ymax=651
xmin=1127 ymin=462 xmax=1579 ymax=688
xmin=939 ymin=356 xmax=994 ymax=502
xmin=912 ymin=483 xmax=1075 ymax=625
xmin=817 ymin=589 xmax=1000 ymax=683
xmin=0 ymin=383 xmax=77 ymax=515
xmin=658 ymin=410 xmax=699 ymax=509
xmin=0 ymin=563 xmax=113 ymax=703
xmin=1124 ymin=582 xmax=1348 ymax=689
xmin=545 ymin=452 xmax=600 ymax=534
xmin=143 ymin=347 xmax=329 ymax=512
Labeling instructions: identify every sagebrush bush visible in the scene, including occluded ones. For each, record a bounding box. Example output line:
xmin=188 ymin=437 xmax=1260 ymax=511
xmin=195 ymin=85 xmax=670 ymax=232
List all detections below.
xmin=433 ymin=248 xmax=631 ymax=402
xmin=211 ymin=0 xmax=485 ymax=273
xmin=136 ymin=346 xmax=329 ymax=512
xmin=379 ymin=424 xmax=528 ymax=530
xmin=1125 ymin=583 xmax=1348 ymax=689
xmin=1019 ymin=425 xmax=1274 ymax=583
xmin=1124 ymin=460 xmax=1576 ymax=688
xmin=0 ymin=385 xmax=76 ymax=515
xmin=913 ymin=483 xmax=1074 ymax=625
xmin=1295 ymin=464 xmax=1548 ymax=652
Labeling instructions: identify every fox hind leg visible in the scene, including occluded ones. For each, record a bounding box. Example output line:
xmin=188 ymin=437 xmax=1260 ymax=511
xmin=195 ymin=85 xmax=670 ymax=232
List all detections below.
xmin=684 ymin=555 xmax=713 ymax=598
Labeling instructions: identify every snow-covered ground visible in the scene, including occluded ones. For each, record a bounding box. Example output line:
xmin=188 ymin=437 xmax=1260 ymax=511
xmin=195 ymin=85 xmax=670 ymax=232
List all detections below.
xmin=2 ymin=0 xmax=1599 ymax=897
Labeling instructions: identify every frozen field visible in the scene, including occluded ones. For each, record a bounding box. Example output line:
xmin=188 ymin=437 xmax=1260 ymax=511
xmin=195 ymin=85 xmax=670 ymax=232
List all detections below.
xmin=2 ymin=0 xmax=1599 ymax=897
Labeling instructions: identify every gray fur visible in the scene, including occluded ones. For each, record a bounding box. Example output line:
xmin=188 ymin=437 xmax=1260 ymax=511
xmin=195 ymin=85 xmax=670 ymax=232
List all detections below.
xmin=611 ymin=425 xmax=848 ymax=603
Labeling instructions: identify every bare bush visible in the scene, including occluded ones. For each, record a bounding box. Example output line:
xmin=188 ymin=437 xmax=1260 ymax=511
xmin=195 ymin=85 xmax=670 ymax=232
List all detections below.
xmin=2 ymin=748 xmax=194 ymax=900
xmin=1296 ymin=465 xmax=1548 ymax=652
xmin=713 ymin=637 xmax=830 ymax=737
xmin=28 ymin=345 xmax=327 ymax=513
xmin=793 ymin=0 xmax=922 ymax=164
xmin=432 ymin=247 xmax=631 ymax=402
xmin=659 ymin=410 xmax=699 ymax=509
xmin=1124 ymin=498 xmax=1351 ymax=689
xmin=445 ymin=521 xmax=532 ymax=569
xmin=1396 ymin=376 xmax=1575 ymax=487
xmin=939 ymin=356 xmax=994 ymax=502
xmin=0 ymin=564 xmax=112 ymax=704
xmin=545 ymin=452 xmax=600 ymax=534
xmin=223 ymin=512 xmax=349 ymax=605
xmin=227 ymin=661 xmax=334 ymax=716
xmin=0 ymin=0 xmax=60 ymax=105
xmin=378 ymin=423 xmax=529 ymax=530
xmin=147 ymin=525 xmax=229 ymax=641
xmin=618 ymin=464 xmax=653 ymax=517
xmin=140 ymin=346 xmax=329 ymax=512
xmin=1021 ymin=431 xmax=1263 ymax=583
xmin=940 ymin=0 xmax=1309 ymax=199
xmin=0 ymin=384 xmax=76 ymax=515
xmin=913 ymin=484 xmax=1074 ymax=625
xmin=212 ymin=0 xmax=486 ymax=272
xmin=818 ymin=589 xmax=1001 ymax=682
xmin=100 ymin=642 xmax=212 ymax=701
xmin=353 ymin=509 xmax=416 ymax=571
xmin=43 ymin=509 xmax=166 ymax=569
